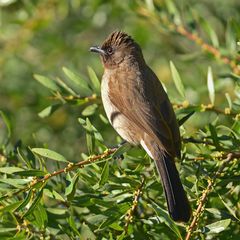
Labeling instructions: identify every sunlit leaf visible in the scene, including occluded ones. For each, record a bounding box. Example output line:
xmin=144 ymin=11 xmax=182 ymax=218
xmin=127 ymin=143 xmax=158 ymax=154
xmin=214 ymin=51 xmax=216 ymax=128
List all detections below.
xmin=170 ymin=61 xmax=185 ymax=99
xmin=15 ymin=190 xmax=33 ymax=212
xmin=65 ymin=172 xmax=80 ymax=200
xmin=0 ymin=110 xmax=11 ymax=143
xmin=82 ymin=104 xmax=98 ymax=116
xmin=0 ymin=167 xmax=24 ymax=174
xmin=22 ymin=189 xmax=43 ymax=217
xmin=87 ymin=66 xmax=101 ymax=95
xmin=31 ymin=148 xmax=68 ymax=162
xmin=207 ymin=66 xmax=215 ymax=105
xmin=38 ymin=104 xmax=61 ymax=118
xmin=204 ymin=219 xmax=231 ymax=234
xmin=149 ymin=201 xmax=182 ymax=239
xmin=34 ymin=74 xmax=59 ymax=91
xmin=63 ymin=67 xmax=92 ymax=96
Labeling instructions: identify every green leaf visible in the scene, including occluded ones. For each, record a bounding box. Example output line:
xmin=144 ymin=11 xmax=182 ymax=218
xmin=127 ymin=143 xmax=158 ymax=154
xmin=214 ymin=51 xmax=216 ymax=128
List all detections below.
xmin=80 ymin=223 xmax=96 ymax=240
xmin=199 ymin=17 xmax=219 ymax=47
xmin=0 ymin=167 xmax=24 ymax=174
xmin=22 ymin=189 xmax=43 ymax=217
xmin=31 ymin=148 xmax=68 ymax=162
xmin=209 ymin=124 xmax=220 ymax=149
xmin=62 ymin=67 xmax=92 ymax=96
xmin=86 ymin=118 xmax=94 ymax=154
xmin=165 ymin=0 xmax=181 ymax=24
xmin=87 ymin=66 xmax=101 ymax=94
xmin=170 ymin=61 xmax=185 ymax=99
xmin=82 ymin=104 xmax=98 ymax=116
xmin=0 ymin=201 xmax=23 ymax=213
xmin=178 ymin=111 xmax=195 ymax=126
xmin=226 ymin=19 xmax=236 ymax=53
xmin=31 ymin=204 xmax=48 ymax=229
xmin=149 ymin=201 xmax=182 ymax=239
xmin=218 ymin=194 xmax=240 ymax=221
xmin=204 ymin=219 xmax=231 ymax=234
xmin=14 ymin=170 xmax=46 ymax=177
xmin=15 ymin=190 xmax=33 ymax=212
xmin=112 ymin=142 xmax=131 ymax=159
xmin=34 ymin=74 xmax=59 ymax=91
xmin=99 ymin=161 xmax=109 ymax=186
xmin=225 ymin=93 xmax=232 ymax=109
xmin=38 ymin=104 xmax=61 ymax=118
xmin=0 ymin=228 xmax=16 ymax=233
xmin=98 ymin=203 xmax=130 ymax=229
xmin=65 ymin=172 xmax=80 ymax=200
xmin=0 ymin=110 xmax=11 ymax=143
xmin=0 ymin=178 xmax=31 ymax=188
xmin=207 ymin=66 xmax=215 ymax=105
xmin=56 ymin=77 xmax=79 ymax=96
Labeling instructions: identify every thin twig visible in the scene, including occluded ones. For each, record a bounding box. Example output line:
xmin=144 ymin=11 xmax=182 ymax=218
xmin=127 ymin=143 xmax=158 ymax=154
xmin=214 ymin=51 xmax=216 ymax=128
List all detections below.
xmin=1 ymin=148 xmax=117 ymax=201
xmin=124 ymin=177 xmax=145 ymax=234
xmin=176 ymin=26 xmax=240 ymax=75
xmin=173 ymin=102 xmax=239 ymax=119
xmin=185 ymin=153 xmax=236 ymax=240
xmin=137 ymin=6 xmax=240 ymax=75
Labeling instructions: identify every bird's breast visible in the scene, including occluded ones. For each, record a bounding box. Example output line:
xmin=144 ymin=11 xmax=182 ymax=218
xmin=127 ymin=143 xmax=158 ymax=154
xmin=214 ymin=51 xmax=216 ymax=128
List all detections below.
xmin=101 ymin=71 xmax=139 ymax=145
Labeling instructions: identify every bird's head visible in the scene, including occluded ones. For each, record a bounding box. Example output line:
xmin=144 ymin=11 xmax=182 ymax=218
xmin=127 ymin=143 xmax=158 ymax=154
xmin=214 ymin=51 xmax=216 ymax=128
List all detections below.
xmin=90 ymin=31 xmax=143 ymax=69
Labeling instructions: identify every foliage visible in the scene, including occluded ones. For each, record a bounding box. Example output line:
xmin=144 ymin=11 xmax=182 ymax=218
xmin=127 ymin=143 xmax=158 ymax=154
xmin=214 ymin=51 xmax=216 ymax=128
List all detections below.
xmin=0 ymin=0 xmax=240 ymax=239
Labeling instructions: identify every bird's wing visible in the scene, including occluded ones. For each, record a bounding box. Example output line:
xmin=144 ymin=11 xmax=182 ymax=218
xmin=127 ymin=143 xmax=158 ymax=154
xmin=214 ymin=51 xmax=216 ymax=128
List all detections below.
xmin=108 ymin=65 xmax=181 ymax=157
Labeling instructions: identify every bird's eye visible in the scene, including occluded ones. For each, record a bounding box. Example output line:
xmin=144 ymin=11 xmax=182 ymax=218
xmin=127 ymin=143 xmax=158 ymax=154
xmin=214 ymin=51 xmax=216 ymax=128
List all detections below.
xmin=107 ymin=47 xmax=113 ymax=54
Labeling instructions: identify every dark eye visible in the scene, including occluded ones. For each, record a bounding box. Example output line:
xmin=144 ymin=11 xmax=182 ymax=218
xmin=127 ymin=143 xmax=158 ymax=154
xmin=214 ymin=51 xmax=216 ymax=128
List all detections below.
xmin=107 ymin=47 xmax=113 ymax=54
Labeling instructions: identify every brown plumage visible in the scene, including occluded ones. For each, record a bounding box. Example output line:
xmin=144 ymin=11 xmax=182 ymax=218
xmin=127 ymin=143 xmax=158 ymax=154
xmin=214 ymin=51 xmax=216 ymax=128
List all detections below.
xmin=90 ymin=31 xmax=191 ymax=222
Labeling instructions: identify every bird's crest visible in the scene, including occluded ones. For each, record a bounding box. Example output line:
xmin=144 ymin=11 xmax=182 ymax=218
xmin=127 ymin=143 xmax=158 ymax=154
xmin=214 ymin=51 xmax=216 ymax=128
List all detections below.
xmin=101 ymin=31 xmax=134 ymax=49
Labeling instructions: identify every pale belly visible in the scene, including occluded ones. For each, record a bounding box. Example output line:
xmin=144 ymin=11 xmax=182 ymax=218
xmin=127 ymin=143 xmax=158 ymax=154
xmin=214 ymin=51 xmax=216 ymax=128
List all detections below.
xmin=101 ymin=74 xmax=139 ymax=145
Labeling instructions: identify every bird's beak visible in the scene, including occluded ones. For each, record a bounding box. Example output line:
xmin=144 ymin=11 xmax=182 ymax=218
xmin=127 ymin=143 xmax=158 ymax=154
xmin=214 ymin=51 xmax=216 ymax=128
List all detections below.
xmin=90 ymin=46 xmax=106 ymax=55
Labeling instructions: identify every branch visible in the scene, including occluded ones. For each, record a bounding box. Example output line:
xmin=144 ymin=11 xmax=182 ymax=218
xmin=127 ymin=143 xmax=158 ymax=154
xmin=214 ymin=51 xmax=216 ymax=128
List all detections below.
xmin=137 ymin=6 xmax=240 ymax=75
xmin=176 ymin=26 xmax=240 ymax=75
xmin=185 ymin=153 xmax=236 ymax=240
xmin=173 ymin=102 xmax=239 ymax=119
xmin=1 ymin=148 xmax=117 ymax=201
xmin=124 ymin=177 xmax=145 ymax=235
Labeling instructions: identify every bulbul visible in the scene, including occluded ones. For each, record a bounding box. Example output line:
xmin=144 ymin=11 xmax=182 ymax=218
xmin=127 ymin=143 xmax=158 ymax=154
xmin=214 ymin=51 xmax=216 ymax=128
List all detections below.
xmin=90 ymin=31 xmax=191 ymax=222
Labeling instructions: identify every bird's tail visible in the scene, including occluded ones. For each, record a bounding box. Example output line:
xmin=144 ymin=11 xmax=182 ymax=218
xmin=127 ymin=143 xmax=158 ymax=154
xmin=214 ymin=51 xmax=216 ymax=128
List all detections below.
xmin=152 ymin=145 xmax=191 ymax=222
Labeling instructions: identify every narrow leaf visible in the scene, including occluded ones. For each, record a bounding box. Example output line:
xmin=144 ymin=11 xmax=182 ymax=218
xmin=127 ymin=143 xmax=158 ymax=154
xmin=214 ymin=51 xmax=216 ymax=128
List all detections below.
xmin=200 ymin=17 xmax=219 ymax=47
xmin=178 ymin=111 xmax=195 ymax=126
xmin=149 ymin=201 xmax=182 ymax=239
xmin=65 ymin=172 xmax=80 ymax=200
xmin=34 ymin=74 xmax=59 ymax=91
xmin=209 ymin=124 xmax=220 ymax=149
xmin=99 ymin=161 xmax=109 ymax=186
xmin=38 ymin=104 xmax=61 ymax=118
xmin=225 ymin=93 xmax=232 ymax=109
xmin=204 ymin=219 xmax=231 ymax=234
xmin=87 ymin=66 xmax=101 ymax=94
xmin=0 ymin=110 xmax=11 ymax=142
xmin=207 ymin=66 xmax=215 ymax=105
xmin=31 ymin=148 xmax=68 ymax=162
xmin=14 ymin=170 xmax=46 ymax=177
xmin=15 ymin=190 xmax=33 ymax=212
xmin=0 ymin=167 xmax=24 ymax=174
xmin=62 ymin=67 xmax=92 ymax=96
xmin=112 ymin=142 xmax=131 ymax=159
xmin=82 ymin=104 xmax=98 ymax=116
xmin=170 ymin=61 xmax=185 ymax=98
xmin=22 ymin=189 xmax=43 ymax=217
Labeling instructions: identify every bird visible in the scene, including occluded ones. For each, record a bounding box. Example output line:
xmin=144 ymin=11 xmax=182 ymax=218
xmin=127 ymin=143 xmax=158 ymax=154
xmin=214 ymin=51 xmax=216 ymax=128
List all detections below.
xmin=90 ymin=31 xmax=191 ymax=222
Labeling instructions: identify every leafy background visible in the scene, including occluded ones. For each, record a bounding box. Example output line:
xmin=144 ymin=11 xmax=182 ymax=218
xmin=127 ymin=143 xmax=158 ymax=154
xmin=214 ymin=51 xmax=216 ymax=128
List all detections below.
xmin=0 ymin=0 xmax=240 ymax=239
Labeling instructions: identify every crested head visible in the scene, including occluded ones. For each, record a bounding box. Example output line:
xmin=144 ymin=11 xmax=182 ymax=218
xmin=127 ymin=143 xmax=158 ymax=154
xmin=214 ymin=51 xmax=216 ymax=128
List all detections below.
xmin=90 ymin=31 xmax=144 ymax=69
xmin=101 ymin=31 xmax=135 ymax=50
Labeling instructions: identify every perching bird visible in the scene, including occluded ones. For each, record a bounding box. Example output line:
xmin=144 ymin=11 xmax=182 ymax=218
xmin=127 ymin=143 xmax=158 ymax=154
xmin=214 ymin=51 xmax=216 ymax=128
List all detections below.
xmin=90 ymin=31 xmax=191 ymax=222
